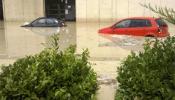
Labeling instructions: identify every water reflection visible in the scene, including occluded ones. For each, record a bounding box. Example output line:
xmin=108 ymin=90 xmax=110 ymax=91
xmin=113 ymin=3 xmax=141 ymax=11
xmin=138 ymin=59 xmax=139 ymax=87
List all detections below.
xmin=0 ymin=22 xmax=76 ymax=59
xmin=4 ymin=22 xmax=46 ymax=58
xmin=24 ymin=27 xmax=61 ymax=36
xmin=47 ymin=22 xmax=76 ymax=50
xmin=98 ymin=33 xmax=144 ymax=51
xmin=76 ymin=22 xmax=130 ymax=60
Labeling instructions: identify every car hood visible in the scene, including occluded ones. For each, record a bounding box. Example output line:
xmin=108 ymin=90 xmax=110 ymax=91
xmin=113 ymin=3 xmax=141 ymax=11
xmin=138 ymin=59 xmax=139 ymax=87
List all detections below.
xmin=98 ymin=27 xmax=113 ymax=34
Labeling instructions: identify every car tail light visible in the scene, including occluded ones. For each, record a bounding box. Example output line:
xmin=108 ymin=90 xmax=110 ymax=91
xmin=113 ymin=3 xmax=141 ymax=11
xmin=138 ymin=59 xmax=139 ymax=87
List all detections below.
xmin=157 ymin=28 xmax=162 ymax=33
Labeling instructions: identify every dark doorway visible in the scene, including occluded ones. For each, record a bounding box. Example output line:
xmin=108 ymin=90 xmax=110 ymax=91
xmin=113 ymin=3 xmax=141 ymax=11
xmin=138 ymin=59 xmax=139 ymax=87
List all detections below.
xmin=0 ymin=0 xmax=3 ymax=20
xmin=45 ymin=0 xmax=76 ymax=21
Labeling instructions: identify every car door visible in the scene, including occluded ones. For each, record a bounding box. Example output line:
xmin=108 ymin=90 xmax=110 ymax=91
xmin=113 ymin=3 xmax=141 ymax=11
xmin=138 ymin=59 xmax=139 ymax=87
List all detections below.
xmin=129 ymin=19 xmax=152 ymax=36
xmin=113 ymin=19 xmax=131 ymax=35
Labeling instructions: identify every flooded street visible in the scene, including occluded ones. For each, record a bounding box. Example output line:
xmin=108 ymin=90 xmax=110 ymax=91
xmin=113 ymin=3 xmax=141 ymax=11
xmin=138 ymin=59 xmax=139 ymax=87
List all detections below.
xmin=0 ymin=21 xmax=174 ymax=100
xmin=0 ymin=21 xmax=141 ymax=60
xmin=0 ymin=21 xmax=76 ymax=59
xmin=1 ymin=21 xmax=174 ymax=60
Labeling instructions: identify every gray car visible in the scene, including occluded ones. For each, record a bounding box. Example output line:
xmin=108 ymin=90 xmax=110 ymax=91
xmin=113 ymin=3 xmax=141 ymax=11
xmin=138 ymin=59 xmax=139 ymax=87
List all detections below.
xmin=21 ymin=17 xmax=66 ymax=27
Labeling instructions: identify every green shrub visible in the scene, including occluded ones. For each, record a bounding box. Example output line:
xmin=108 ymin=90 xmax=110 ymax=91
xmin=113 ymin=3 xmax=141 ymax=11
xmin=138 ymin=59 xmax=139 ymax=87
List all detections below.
xmin=116 ymin=36 xmax=175 ymax=100
xmin=0 ymin=35 xmax=98 ymax=100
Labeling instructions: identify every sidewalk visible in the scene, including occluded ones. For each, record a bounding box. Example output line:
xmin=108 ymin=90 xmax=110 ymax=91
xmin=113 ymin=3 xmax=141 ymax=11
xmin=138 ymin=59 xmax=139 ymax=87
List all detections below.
xmin=91 ymin=61 xmax=120 ymax=100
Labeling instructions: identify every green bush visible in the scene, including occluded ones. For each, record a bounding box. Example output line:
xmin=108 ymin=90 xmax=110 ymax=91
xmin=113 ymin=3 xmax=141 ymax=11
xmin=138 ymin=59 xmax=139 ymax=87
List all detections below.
xmin=116 ymin=37 xmax=175 ymax=100
xmin=0 ymin=35 xmax=98 ymax=100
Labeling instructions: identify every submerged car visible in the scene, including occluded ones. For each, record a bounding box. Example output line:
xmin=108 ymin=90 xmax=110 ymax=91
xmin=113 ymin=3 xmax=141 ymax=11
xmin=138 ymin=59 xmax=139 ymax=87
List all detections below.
xmin=22 ymin=17 xmax=66 ymax=27
xmin=98 ymin=17 xmax=169 ymax=37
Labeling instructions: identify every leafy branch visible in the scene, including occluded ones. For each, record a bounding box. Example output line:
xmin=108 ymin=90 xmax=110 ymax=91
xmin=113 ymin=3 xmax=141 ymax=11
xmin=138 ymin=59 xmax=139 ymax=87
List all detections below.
xmin=141 ymin=3 xmax=175 ymax=25
xmin=42 ymin=34 xmax=60 ymax=50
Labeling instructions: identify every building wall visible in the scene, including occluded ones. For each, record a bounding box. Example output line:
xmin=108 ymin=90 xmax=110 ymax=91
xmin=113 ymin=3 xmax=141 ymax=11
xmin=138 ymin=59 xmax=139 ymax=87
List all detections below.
xmin=3 ymin=0 xmax=44 ymax=21
xmin=2 ymin=0 xmax=175 ymax=22
xmin=76 ymin=0 xmax=175 ymax=22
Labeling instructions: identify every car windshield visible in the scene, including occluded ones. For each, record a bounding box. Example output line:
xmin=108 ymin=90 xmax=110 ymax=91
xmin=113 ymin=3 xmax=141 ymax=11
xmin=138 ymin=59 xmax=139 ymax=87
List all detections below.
xmin=37 ymin=19 xmax=46 ymax=24
xmin=115 ymin=20 xmax=131 ymax=28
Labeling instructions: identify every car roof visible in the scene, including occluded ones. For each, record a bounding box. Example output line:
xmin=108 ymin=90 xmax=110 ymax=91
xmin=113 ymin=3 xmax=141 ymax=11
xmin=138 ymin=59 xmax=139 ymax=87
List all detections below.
xmin=120 ymin=17 xmax=160 ymax=20
xmin=37 ymin=17 xmax=57 ymax=20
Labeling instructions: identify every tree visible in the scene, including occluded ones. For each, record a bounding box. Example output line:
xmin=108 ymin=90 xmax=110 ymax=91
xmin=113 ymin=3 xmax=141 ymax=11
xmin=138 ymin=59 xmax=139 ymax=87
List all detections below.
xmin=141 ymin=3 xmax=175 ymax=25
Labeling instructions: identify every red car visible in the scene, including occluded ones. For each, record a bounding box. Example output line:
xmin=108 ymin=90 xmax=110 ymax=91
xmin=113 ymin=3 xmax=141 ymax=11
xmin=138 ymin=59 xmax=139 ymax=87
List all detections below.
xmin=98 ymin=17 xmax=169 ymax=37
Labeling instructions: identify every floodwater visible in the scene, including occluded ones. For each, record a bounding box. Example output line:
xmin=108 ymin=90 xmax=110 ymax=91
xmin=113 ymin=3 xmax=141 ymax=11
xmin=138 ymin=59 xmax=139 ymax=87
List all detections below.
xmin=0 ymin=21 xmax=174 ymax=100
xmin=1 ymin=21 xmax=174 ymax=60
xmin=0 ymin=21 xmax=76 ymax=59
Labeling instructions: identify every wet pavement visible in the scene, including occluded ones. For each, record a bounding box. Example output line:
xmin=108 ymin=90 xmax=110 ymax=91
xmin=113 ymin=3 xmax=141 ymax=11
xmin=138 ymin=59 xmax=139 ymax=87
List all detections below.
xmin=0 ymin=21 xmax=174 ymax=100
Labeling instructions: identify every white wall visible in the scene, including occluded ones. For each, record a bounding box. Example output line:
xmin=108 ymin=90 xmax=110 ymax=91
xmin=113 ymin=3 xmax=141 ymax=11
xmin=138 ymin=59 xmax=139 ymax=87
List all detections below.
xmin=3 ymin=0 xmax=44 ymax=21
xmin=76 ymin=0 xmax=175 ymax=22
xmin=3 ymin=0 xmax=175 ymax=22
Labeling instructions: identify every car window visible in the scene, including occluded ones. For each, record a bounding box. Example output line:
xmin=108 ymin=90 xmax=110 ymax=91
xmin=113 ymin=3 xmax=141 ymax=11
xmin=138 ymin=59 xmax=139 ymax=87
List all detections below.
xmin=38 ymin=19 xmax=46 ymax=24
xmin=46 ymin=19 xmax=55 ymax=24
xmin=32 ymin=18 xmax=46 ymax=27
xmin=156 ymin=19 xmax=167 ymax=27
xmin=130 ymin=19 xmax=151 ymax=27
xmin=115 ymin=20 xmax=131 ymax=28
xmin=46 ymin=18 xmax=59 ymax=26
